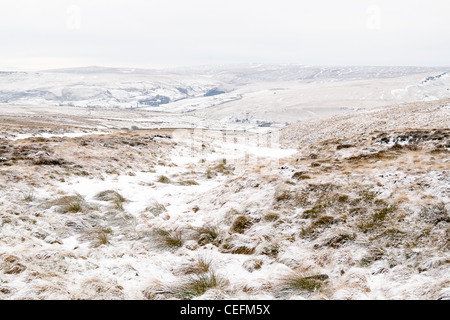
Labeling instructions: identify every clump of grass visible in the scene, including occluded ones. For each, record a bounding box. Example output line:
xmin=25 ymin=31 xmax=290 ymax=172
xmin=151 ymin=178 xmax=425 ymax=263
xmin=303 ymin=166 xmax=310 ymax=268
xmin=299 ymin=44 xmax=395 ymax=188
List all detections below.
xmin=358 ymin=190 xmax=377 ymax=203
xmin=279 ymin=273 xmax=328 ymax=294
xmin=22 ymin=191 xmax=35 ymax=202
xmin=261 ymin=243 xmax=280 ymax=257
xmin=74 ymin=170 xmax=90 ymax=176
xmin=196 ymin=225 xmax=221 ymax=246
xmin=146 ymin=271 xmax=228 ymax=300
xmin=2 ymin=255 xmax=26 ymax=274
xmin=205 ymin=169 xmax=214 ymax=179
xmin=114 ymin=199 xmax=125 ymax=211
xmin=96 ymin=232 xmax=110 ymax=246
xmin=147 ymin=201 xmax=167 ymax=216
xmin=221 ymin=244 xmax=256 ymax=255
xmin=52 ymin=194 xmax=87 ymax=214
xmin=85 ymin=227 xmax=113 ymax=247
xmin=300 ymin=216 xmax=337 ymax=238
xmin=373 ymin=228 xmax=406 ymax=247
xmin=263 ymin=213 xmax=279 ymax=222
xmin=313 ymin=215 xmax=336 ymax=226
xmin=347 ymin=150 xmax=396 ymax=163
xmin=154 ymin=229 xmax=184 ymax=249
xmin=358 ymin=205 xmax=397 ymax=232
xmin=95 ymin=190 xmax=127 ymax=211
xmin=214 ymin=159 xmax=233 ymax=175
xmin=181 ymin=256 xmax=212 ymax=275
xmin=430 ymin=146 xmax=450 ymax=154
xmin=337 ymin=194 xmax=349 ymax=203
xmin=336 ymin=143 xmax=354 ymax=150
xmin=204 ymin=159 xmax=233 ymax=179
xmin=174 ymin=272 xmax=228 ymax=299
xmin=301 ymin=205 xmax=326 ymax=219
xmin=92 ymin=230 xmax=111 ymax=247
xmin=242 ymin=258 xmax=263 ymax=272
xmin=105 ymin=168 xmax=120 ymax=175
xmin=67 ymin=202 xmax=83 ymax=213
xmin=321 ymin=232 xmax=356 ymax=248
xmin=33 ymin=157 xmax=67 ymax=166
xmin=360 ymin=247 xmax=385 ymax=267
xmin=372 ymin=206 xmax=394 ymax=222
xmin=274 ymin=189 xmax=293 ymax=202
xmin=177 ymin=179 xmax=199 ymax=186
xmin=230 ymin=215 xmax=252 ymax=234
xmin=157 ymin=175 xmax=171 ymax=184
xmin=95 ymin=190 xmax=127 ymax=203
xmin=292 ymin=172 xmax=311 ymax=180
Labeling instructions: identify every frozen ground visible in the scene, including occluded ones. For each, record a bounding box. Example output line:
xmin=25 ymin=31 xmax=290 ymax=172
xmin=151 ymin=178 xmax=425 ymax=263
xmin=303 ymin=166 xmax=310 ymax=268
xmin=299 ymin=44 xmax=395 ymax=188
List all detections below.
xmin=0 ymin=65 xmax=449 ymax=300
xmin=0 ymin=98 xmax=449 ymax=300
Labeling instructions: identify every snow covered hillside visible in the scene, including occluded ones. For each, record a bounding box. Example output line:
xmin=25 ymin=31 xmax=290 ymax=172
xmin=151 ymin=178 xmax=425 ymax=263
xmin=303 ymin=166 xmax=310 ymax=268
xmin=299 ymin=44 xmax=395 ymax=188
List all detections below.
xmin=1 ymin=65 xmax=450 ymax=130
xmin=0 ymin=98 xmax=448 ymax=300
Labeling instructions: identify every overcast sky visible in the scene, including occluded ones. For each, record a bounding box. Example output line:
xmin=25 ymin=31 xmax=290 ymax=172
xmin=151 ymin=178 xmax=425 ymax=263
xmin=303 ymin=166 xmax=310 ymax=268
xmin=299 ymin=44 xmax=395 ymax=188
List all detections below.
xmin=1 ymin=0 xmax=449 ymax=70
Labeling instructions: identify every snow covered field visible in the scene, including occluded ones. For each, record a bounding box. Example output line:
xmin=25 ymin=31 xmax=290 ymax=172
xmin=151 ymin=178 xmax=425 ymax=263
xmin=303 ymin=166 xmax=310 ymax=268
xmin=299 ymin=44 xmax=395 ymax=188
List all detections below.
xmin=1 ymin=65 xmax=450 ymax=129
xmin=0 ymin=65 xmax=449 ymax=300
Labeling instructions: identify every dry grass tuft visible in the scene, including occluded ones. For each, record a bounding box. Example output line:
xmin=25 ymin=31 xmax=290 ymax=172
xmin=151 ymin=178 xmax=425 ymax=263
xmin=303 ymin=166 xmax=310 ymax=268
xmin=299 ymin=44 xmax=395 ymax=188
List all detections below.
xmin=94 ymin=190 xmax=127 ymax=203
xmin=278 ymin=272 xmax=329 ymax=294
xmin=144 ymin=270 xmax=228 ymax=300
xmin=230 ymin=216 xmax=253 ymax=234
xmin=51 ymin=193 xmax=88 ymax=214
xmin=157 ymin=175 xmax=171 ymax=184
xmin=195 ymin=225 xmax=221 ymax=246
xmin=180 ymin=256 xmax=212 ymax=275
xmin=154 ymin=229 xmax=184 ymax=249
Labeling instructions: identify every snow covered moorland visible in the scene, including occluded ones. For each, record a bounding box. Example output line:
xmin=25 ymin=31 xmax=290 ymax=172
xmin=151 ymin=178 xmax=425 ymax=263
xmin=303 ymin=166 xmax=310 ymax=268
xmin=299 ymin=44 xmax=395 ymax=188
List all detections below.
xmin=1 ymin=64 xmax=450 ymax=130
xmin=0 ymin=65 xmax=449 ymax=300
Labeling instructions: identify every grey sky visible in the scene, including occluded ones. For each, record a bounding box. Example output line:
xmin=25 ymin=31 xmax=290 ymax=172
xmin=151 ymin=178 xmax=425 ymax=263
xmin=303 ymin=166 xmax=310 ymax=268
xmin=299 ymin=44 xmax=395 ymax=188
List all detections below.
xmin=1 ymin=0 xmax=449 ymax=70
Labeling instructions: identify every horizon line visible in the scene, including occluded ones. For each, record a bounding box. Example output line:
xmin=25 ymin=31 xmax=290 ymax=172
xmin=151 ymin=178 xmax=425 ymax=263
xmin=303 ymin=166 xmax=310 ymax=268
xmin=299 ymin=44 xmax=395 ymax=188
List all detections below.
xmin=2 ymin=62 xmax=450 ymax=73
